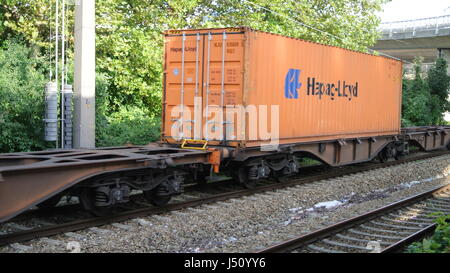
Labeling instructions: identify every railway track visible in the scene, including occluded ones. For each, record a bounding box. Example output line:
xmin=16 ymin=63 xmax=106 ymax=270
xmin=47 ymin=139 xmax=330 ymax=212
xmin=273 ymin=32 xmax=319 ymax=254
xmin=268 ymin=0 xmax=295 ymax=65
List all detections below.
xmin=0 ymin=150 xmax=449 ymax=249
xmin=257 ymin=183 xmax=450 ymax=253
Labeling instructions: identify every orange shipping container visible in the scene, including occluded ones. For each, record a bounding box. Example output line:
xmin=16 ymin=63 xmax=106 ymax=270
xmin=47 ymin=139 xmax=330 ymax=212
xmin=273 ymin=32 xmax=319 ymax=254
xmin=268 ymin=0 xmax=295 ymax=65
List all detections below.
xmin=162 ymin=27 xmax=402 ymax=148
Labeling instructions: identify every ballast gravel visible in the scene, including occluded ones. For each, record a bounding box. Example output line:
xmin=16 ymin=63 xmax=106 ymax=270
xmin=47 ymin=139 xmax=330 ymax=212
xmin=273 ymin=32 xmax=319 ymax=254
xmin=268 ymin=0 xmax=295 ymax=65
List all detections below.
xmin=2 ymin=154 xmax=450 ymax=253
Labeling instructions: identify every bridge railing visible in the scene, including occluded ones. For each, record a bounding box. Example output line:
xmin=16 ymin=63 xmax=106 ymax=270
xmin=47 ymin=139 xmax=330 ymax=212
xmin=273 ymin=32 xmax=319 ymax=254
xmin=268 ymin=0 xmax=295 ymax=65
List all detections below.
xmin=380 ymin=15 xmax=450 ymax=37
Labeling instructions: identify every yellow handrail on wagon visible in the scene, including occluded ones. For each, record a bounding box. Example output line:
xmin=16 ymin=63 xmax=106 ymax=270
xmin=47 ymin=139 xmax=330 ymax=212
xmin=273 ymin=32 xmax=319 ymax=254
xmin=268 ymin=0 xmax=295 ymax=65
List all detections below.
xmin=181 ymin=139 xmax=208 ymax=150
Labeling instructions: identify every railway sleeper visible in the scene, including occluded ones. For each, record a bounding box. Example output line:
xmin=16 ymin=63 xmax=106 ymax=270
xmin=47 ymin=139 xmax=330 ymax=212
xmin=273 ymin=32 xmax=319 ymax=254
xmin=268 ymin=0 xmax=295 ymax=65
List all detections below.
xmin=379 ymin=216 xmax=433 ymax=225
xmin=334 ymin=234 xmax=391 ymax=246
xmin=321 ymin=239 xmax=370 ymax=251
xmin=347 ymin=229 xmax=404 ymax=240
xmin=307 ymin=244 xmax=345 ymax=253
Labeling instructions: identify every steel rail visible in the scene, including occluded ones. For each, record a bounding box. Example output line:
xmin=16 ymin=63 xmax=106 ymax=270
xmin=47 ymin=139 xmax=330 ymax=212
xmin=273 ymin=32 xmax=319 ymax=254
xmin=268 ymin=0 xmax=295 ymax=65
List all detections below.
xmin=1 ymin=150 xmax=449 ymax=247
xmin=257 ymin=183 xmax=450 ymax=253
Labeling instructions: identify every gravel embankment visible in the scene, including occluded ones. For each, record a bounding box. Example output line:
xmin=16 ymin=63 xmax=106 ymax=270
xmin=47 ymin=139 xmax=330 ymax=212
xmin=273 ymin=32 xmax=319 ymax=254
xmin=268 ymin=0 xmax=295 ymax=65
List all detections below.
xmin=2 ymin=154 xmax=450 ymax=253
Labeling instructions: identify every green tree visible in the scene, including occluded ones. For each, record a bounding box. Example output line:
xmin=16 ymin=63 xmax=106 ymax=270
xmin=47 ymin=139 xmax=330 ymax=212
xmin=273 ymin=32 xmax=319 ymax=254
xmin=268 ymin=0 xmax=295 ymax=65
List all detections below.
xmin=427 ymin=58 xmax=450 ymax=124
xmin=95 ymin=71 xmax=161 ymax=146
xmin=402 ymin=57 xmax=450 ymax=127
xmin=402 ymin=59 xmax=431 ymax=126
xmin=0 ymin=1 xmax=55 ymax=51
xmin=0 ymin=40 xmax=51 ymax=152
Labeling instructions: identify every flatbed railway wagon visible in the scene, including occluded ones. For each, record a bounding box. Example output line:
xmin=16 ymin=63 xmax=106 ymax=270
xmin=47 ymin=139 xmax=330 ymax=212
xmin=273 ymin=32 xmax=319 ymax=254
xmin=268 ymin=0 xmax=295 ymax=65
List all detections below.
xmin=1 ymin=27 xmax=450 ymax=223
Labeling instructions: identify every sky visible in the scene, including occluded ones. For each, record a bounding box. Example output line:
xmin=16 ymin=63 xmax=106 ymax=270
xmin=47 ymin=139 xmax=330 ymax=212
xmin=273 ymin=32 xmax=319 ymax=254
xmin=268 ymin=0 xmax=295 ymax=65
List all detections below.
xmin=379 ymin=0 xmax=450 ymax=23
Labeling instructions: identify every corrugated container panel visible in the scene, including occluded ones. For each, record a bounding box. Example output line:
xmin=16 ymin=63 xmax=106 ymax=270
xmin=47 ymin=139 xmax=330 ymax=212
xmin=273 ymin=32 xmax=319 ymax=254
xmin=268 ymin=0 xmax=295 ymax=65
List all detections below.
xmin=162 ymin=27 xmax=402 ymax=147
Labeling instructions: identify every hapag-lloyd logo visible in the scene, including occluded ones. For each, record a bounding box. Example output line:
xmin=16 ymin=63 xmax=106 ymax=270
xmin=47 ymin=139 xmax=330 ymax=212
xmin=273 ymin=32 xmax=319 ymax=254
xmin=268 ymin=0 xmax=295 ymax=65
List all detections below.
xmin=284 ymin=69 xmax=302 ymax=99
xmin=284 ymin=68 xmax=359 ymax=101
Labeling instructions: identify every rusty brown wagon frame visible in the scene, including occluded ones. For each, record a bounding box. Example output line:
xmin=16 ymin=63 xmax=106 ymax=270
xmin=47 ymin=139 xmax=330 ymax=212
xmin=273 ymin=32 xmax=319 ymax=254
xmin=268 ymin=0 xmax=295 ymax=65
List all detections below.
xmin=0 ymin=145 xmax=216 ymax=223
xmin=1 ymin=126 xmax=450 ymax=224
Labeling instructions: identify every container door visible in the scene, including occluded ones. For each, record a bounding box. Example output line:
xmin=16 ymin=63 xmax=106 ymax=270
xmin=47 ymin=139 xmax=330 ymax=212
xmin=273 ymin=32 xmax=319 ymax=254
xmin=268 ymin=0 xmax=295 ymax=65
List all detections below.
xmin=202 ymin=31 xmax=245 ymax=143
xmin=164 ymin=30 xmax=245 ymax=143
xmin=164 ymin=33 xmax=204 ymax=140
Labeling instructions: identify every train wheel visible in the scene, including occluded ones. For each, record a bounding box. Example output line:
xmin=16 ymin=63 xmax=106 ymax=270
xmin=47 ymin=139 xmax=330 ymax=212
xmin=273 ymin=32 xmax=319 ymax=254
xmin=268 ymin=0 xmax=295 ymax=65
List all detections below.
xmin=232 ymin=166 xmax=256 ymax=189
xmin=143 ymin=185 xmax=172 ymax=207
xmin=195 ymin=174 xmax=208 ymax=186
xmin=79 ymin=187 xmax=114 ymax=217
xmin=378 ymin=144 xmax=396 ymax=163
xmin=36 ymin=195 xmax=62 ymax=209
xmin=394 ymin=152 xmax=405 ymax=160
xmin=378 ymin=152 xmax=388 ymax=163
xmin=274 ymin=174 xmax=289 ymax=183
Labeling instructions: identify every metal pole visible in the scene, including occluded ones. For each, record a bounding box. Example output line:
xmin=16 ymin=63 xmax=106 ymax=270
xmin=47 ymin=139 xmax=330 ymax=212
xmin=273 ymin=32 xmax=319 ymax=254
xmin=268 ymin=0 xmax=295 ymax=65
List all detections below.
xmin=55 ymin=0 xmax=59 ymax=149
xmin=49 ymin=15 xmax=53 ymax=81
xmin=65 ymin=2 xmax=69 ymax=85
xmin=61 ymin=0 xmax=65 ymax=149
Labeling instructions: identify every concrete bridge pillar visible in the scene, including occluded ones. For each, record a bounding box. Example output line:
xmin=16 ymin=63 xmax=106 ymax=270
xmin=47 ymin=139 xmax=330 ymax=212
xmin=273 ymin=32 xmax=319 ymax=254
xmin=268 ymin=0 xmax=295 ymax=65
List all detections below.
xmin=438 ymin=48 xmax=450 ymax=75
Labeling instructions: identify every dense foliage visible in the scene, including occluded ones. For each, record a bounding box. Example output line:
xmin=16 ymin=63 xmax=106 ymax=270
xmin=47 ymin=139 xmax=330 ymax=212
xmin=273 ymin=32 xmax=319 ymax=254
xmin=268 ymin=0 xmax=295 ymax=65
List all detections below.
xmin=401 ymin=58 xmax=450 ymax=127
xmin=428 ymin=58 xmax=450 ymax=124
xmin=0 ymin=40 xmax=52 ymax=152
xmin=407 ymin=213 xmax=450 ymax=253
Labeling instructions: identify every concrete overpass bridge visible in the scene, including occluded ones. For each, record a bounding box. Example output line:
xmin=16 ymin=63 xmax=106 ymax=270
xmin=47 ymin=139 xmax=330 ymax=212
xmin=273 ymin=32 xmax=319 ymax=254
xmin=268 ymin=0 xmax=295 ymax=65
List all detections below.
xmin=372 ymin=15 xmax=450 ymax=73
